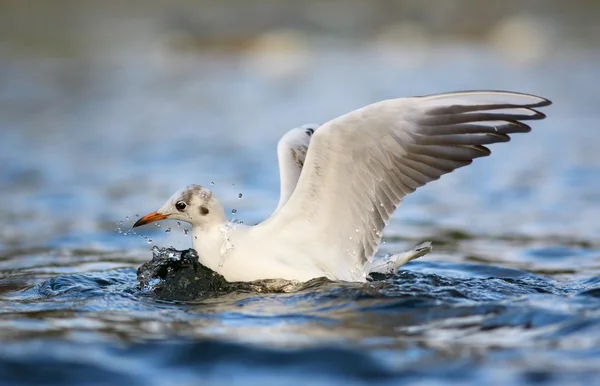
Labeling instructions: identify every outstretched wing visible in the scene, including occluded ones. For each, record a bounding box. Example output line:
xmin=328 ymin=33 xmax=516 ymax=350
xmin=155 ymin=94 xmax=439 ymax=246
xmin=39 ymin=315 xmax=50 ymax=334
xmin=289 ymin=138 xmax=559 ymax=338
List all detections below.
xmin=267 ymin=91 xmax=551 ymax=278
xmin=274 ymin=124 xmax=319 ymax=213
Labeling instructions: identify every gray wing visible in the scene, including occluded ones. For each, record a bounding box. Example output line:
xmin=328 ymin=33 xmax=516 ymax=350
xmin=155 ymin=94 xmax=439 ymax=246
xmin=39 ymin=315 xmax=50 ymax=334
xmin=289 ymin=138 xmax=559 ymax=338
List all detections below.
xmin=275 ymin=124 xmax=319 ymax=212
xmin=267 ymin=91 xmax=551 ymax=276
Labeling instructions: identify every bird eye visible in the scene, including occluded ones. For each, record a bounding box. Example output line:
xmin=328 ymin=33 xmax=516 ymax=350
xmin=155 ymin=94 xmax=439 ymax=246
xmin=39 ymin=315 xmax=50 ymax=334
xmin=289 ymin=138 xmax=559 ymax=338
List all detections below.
xmin=175 ymin=201 xmax=187 ymax=211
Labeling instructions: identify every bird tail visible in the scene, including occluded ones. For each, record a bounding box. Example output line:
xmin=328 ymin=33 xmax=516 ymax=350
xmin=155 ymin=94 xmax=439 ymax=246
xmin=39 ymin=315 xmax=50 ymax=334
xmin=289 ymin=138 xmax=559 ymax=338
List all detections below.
xmin=367 ymin=241 xmax=432 ymax=274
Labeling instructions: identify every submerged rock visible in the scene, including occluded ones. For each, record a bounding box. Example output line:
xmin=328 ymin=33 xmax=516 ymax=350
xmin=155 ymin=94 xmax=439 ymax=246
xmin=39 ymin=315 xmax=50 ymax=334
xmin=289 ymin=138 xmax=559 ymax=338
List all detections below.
xmin=137 ymin=246 xmax=232 ymax=301
xmin=137 ymin=246 xmax=328 ymax=301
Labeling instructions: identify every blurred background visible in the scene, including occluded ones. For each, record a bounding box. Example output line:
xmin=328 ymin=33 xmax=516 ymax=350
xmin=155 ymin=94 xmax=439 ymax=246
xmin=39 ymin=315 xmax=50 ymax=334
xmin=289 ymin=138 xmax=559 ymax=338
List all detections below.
xmin=0 ymin=0 xmax=600 ymax=252
xmin=1 ymin=0 xmax=599 ymax=252
xmin=2 ymin=2 xmax=600 ymax=384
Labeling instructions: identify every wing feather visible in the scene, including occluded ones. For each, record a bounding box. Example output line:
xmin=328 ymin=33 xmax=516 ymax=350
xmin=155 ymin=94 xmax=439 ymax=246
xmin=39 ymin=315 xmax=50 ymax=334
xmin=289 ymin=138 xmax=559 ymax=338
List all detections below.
xmin=265 ymin=90 xmax=551 ymax=281
xmin=274 ymin=124 xmax=319 ymax=212
xmin=419 ymin=121 xmax=532 ymax=135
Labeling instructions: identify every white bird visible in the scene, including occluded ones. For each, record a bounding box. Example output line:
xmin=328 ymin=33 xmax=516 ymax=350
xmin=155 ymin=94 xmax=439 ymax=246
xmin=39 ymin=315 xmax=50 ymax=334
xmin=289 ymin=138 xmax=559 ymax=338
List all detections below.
xmin=133 ymin=90 xmax=551 ymax=283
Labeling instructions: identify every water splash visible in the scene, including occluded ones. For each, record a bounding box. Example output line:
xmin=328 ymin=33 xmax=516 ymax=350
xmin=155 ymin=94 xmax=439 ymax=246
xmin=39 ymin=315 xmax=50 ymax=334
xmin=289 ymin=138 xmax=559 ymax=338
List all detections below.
xmin=116 ymin=220 xmax=138 ymax=236
xmin=218 ymin=221 xmax=240 ymax=268
xmin=238 ymin=193 xmax=243 ymax=199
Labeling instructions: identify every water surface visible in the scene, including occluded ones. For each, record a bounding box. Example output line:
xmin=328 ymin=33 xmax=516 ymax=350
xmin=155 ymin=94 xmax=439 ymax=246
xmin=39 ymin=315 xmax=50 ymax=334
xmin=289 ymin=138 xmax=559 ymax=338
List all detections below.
xmin=1 ymin=37 xmax=600 ymax=385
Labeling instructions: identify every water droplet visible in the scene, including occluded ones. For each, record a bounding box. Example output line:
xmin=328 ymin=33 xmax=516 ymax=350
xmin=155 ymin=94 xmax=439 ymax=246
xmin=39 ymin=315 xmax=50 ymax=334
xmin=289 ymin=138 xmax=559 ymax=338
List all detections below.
xmin=155 ymin=223 xmax=161 ymax=228
xmin=184 ymin=229 xmax=189 ymax=235
xmin=218 ymin=222 xmax=238 ymax=268
xmin=135 ymin=214 xmax=140 ymax=218
xmin=147 ymin=238 xmax=153 ymax=244
xmin=238 ymin=193 xmax=243 ymax=199
xmin=349 ymin=236 xmax=353 ymax=240
xmin=194 ymin=236 xmax=198 ymax=240
xmin=177 ymin=222 xmax=181 ymax=227
xmin=382 ymin=239 xmax=387 ymax=244
xmin=165 ymin=228 xmax=171 ymax=233
xmin=231 ymin=209 xmax=237 ymax=214
xmin=125 ymin=216 xmax=129 ymax=220
xmin=355 ymin=228 xmax=359 ymax=233
xmin=210 ymin=181 xmax=215 ymax=185
xmin=118 ymin=221 xmax=124 ymax=226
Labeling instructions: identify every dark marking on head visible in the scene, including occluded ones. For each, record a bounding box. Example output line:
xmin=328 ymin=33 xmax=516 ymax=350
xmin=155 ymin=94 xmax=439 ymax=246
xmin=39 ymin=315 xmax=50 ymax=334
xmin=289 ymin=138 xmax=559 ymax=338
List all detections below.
xmin=180 ymin=184 xmax=209 ymax=205
xmin=305 ymin=128 xmax=314 ymax=136
xmin=199 ymin=206 xmax=209 ymax=215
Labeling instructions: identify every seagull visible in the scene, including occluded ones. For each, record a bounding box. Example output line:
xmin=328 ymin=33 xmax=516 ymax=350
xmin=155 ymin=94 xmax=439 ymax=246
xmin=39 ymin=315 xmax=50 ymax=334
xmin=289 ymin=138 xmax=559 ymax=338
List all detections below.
xmin=133 ymin=90 xmax=551 ymax=283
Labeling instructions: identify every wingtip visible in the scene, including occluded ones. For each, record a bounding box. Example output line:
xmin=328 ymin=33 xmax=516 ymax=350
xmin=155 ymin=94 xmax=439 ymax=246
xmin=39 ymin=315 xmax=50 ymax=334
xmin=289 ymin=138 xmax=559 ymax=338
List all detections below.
xmin=529 ymin=96 xmax=552 ymax=108
xmin=529 ymin=108 xmax=547 ymax=120
xmin=419 ymin=90 xmax=552 ymax=109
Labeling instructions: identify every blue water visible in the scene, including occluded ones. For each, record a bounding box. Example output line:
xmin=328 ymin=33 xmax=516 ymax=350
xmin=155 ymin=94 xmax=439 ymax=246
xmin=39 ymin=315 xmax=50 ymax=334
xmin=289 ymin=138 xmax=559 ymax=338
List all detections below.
xmin=1 ymin=40 xmax=600 ymax=385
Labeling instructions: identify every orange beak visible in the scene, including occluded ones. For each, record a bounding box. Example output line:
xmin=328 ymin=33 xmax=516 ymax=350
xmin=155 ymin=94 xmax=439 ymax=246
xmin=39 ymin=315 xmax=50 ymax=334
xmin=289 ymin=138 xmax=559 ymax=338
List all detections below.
xmin=132 ymin=211 xmax=169 ymax=228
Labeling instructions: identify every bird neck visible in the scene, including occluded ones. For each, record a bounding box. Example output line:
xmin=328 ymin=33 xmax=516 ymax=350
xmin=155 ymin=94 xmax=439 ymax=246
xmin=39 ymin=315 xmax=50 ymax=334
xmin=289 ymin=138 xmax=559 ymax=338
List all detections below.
xmin=191 ymin=218 xmax=231 ymax=273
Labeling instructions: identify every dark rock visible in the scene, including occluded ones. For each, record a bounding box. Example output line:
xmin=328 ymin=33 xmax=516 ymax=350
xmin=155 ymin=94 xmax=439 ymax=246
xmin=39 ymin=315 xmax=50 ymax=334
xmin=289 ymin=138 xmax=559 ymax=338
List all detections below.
xmin=137 ymin=246 xmax=233 ymax=301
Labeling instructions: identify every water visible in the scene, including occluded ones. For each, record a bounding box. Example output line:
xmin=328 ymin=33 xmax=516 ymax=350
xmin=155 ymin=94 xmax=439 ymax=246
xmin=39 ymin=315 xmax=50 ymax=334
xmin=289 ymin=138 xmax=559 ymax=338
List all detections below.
xmin=2 ymin=24 xmax=600 ymax=385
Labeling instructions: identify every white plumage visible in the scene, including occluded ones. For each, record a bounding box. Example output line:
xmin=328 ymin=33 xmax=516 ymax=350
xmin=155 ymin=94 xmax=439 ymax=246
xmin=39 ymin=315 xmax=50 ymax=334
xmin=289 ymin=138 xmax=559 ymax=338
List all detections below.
xmin=134 ymin=90 xmax=551 ymax=283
